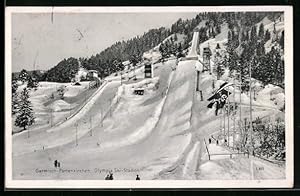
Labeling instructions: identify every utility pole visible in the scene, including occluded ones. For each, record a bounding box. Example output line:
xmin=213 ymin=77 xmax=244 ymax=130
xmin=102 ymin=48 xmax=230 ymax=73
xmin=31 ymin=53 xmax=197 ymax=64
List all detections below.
xmin=220 ymin=113 xmax=222 ymax=136
xmin=50 ymin=109 xmax=53 ymax=127
xmin=200 ymin=90 xmax=203 ymax=101
xmin=101 ymin=108 xmax=103 ymax=127
xmin=120 ymin=71 xmax=123 ymax=85
xmin=249 ymin=60 xmax=254 ymax=153
xmin=69 ymin=104 xmax=71 ymax=116
xmin=75 ymin=123 xmax=78 ymax=146
xmin=233 ymin=74 xmax=236 ymax=149
xmin=89 ymin=116 xmax=92 ymax=136
xmin=110 ymin=98 xmax=112 ymax=117
xmin=223 ymin=108 xmax=226 ymax=142
xmin=239 ymin=71 xmax=242 ymax=138
xmin=196 ymin=70 xmax=200 ymax=91
xmin=227 ymin=89 xmax=230 ymax=147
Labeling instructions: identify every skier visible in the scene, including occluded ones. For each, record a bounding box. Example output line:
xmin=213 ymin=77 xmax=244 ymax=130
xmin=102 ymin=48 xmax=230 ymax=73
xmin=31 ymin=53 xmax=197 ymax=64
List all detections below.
xmin=105 ymin=174 xmax=110 ymax=180
xmin=136 ymin=175 xmax=140 ymax=180
xmin=208 ymin=138 xmax=212 ymax=144
xmin=216 ymin=140 xmax=219 ymax=145
xmin=54 ymin=160 xmax=58 ymax=168
xmin=57 ymin=161 xmax=61 ymax=168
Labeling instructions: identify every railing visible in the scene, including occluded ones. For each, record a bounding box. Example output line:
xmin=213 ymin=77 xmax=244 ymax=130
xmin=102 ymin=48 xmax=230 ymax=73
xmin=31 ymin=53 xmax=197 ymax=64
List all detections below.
xmin=209 ymin=152 xmax=250 ymax=159
xmin=204 ymin=137 xmax=250 ymax=160
xmin=210 ymin=138 xmax=285 ymax=165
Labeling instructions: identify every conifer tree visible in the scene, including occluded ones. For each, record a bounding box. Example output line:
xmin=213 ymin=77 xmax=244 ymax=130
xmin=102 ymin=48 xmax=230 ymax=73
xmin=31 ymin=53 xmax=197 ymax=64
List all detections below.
xmin=15 ymin=88 xmax=35 ymax=130
xmin=27 ymin=75 xmax=39 ymax=90
xmin=265 ymin=29 xmax=271 ymax=42
xmin=213 ymin=52 xmax=225 ymax=80
xmin=19 ymin=69 xmax=29 ymax=83
xmin=159 ymin=43 xmax=169 ymax=62
xmin=176 ymin=43 xmax=184 ymax=58
xmin=174 ymin=33 xmax=178 ymax=41
xmin=12 ymin=79 xmax=19 ymax=115
xmin=258 ymin=23 xmax=265 ymax=38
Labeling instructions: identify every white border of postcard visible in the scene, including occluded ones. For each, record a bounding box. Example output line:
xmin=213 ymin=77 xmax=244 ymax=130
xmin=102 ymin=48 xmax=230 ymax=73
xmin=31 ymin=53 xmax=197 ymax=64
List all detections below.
xmin=5 ymin=6 xmax=294 ymax=189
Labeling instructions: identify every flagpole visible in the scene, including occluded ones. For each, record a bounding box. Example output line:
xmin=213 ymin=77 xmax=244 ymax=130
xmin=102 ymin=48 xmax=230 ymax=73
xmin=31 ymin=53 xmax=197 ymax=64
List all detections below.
xmin=239 ymin=70 xmax=242 ymax=143
xmin=233 ymin=74 xmax=236 ymax=149
xmin=249 ymin=60 xmax=253 ymax=154
xmin=220 ymin=110 xmax=222 ymax=136
xmin=223 ymin=107 xmax=226 ymax=143
xmin=227 ymin=87 xmax=230 ymax=147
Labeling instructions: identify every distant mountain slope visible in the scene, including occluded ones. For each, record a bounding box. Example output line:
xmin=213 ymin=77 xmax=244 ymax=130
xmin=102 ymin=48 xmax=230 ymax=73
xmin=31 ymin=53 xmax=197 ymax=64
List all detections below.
xmin=40 ymin=12 xmax=278 ymax=83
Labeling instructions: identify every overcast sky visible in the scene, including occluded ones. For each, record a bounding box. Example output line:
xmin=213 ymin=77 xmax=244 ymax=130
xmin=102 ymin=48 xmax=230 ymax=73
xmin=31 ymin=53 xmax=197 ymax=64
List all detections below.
xmin=11 ymin=12 xmax=198 ymax=72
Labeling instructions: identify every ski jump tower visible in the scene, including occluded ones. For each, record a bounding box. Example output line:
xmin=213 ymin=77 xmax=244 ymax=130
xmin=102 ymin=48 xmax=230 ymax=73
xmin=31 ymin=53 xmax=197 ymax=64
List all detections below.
xmin=186 ymin=31 xmax=200 ymax=60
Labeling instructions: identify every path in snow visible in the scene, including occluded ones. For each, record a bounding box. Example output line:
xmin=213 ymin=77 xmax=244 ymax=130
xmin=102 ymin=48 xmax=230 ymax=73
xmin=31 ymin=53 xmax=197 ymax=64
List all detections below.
xmin=12 ymin=81 xmax=120 ymax=156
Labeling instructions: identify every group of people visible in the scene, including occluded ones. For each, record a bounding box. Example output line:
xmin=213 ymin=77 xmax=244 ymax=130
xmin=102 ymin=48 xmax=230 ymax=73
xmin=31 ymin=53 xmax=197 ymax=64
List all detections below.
xmin=104 ymin=173 xmax=141 ymax=180
xmin=208 ymin=136 xmax=219 ymax=145
xmin=54 ymin=160 xmax=61 ymax=168
xmin=105 ymin=172 xmax=114 ymax=180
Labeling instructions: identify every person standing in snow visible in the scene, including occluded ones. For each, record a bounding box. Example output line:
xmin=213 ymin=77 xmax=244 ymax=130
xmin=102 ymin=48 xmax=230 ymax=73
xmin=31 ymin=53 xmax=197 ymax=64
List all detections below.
xmin=109 ymin=173 xmax=114 ymax=180
xmin=105 ymin=174 xmax=110 ymax=180
xmin=136 ymin=175 xmax=140 ymax=180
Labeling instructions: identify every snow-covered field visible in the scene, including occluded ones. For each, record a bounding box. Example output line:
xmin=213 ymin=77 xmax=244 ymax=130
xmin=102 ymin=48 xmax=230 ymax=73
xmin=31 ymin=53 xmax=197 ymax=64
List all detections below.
xmin=199 ymin=142 xmax=285 ymax=180
xmin=12 ymin=18 xmax=286 ymax=181
xmin=13 ymin=81 xmax=98 ymax=134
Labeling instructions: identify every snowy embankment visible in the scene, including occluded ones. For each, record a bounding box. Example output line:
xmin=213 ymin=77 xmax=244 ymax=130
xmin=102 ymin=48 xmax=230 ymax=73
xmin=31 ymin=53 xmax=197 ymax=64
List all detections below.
xmin=47 ymin=80 xmax=110 ymax=133
xmin=13 ymin=81 xmax=92 ymax=134
xmin=182 ymin=141 xmax=201 ymax=179
xmin=98 ymin=72 xmax=174 ymax=150
xmin=199 ymin=141 xmax=285 ymax=180
xmin=154 ymin=60 xmax=200 ymax=179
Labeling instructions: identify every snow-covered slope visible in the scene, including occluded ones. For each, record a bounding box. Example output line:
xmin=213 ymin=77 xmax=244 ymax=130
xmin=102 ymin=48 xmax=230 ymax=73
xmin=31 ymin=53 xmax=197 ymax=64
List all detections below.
xmin=12 ymin=16 xmax=285 ymax=181
xmin=13 ymin=81 xmax=95 ymax=133
xmin=186 ymin=32 xmax=199 ymax=58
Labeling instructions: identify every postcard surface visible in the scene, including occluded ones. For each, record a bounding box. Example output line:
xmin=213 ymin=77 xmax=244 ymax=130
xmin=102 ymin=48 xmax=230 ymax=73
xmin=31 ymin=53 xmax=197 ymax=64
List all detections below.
xmin=5 ymin=6 xmax=293 ymax=189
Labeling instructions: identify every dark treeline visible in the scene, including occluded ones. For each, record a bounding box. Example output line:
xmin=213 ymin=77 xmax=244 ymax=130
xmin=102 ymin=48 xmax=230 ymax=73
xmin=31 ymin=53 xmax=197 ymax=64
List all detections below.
xmin=36 ymin=12 xmax=281 ymax=83
xmin=222 ymin=12 xmax=284 ymax=90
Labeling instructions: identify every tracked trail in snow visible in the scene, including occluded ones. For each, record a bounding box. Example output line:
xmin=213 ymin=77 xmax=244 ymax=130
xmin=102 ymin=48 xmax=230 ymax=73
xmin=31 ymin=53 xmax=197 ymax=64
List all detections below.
xmin=89 ymin=71 xmax=176 ymax=151
xmin=12 ymin=81 xmax=120 ymax=156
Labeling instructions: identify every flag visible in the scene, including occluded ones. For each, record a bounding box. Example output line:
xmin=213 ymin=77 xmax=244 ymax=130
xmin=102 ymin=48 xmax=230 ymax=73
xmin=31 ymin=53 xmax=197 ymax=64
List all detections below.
xmin=207 ymin=82 xmax=232 ymax=115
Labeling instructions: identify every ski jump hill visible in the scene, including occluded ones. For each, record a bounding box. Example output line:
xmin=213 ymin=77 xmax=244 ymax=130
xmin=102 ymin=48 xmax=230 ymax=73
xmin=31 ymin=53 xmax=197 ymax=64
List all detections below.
xmin=12 ymin=31 xmax=208 ymax=180
xmin=185 ymin=31 xmax=200 ymax=60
